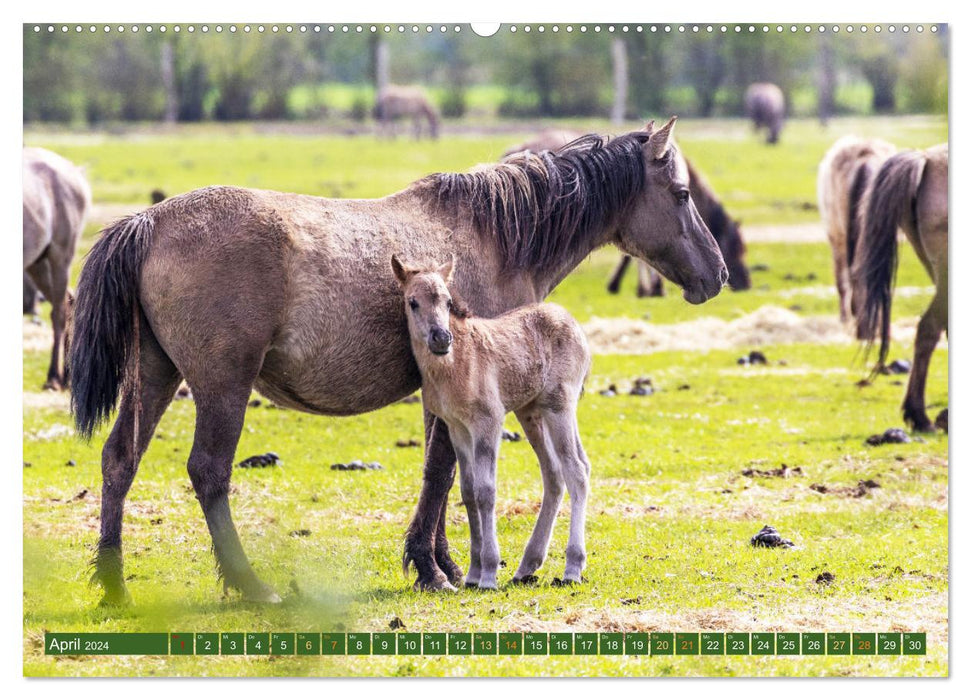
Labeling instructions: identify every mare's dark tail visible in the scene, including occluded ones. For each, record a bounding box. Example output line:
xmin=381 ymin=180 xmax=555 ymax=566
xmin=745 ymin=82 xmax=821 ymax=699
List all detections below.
xmin=70 ymin=212 xmax=156 ymax=439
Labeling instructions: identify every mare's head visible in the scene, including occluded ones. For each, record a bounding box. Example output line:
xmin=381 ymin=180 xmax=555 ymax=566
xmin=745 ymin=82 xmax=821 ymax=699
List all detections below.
xmin=392 ymin=255 xmax=457 ymax=357
xmin=616 ymin=118 xmax=728 ymax=304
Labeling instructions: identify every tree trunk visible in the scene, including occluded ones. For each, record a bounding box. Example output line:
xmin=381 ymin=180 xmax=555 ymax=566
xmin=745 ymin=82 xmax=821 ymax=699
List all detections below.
xmin=372 ymin=36 xmax=389 ymax=93
xmin=817 ymin=34 xmax=836 ymax=125
xmin=611 ymin=37 xmax=629 ymax=125
xmin=161 ymin=41 xmax=178 ymax=123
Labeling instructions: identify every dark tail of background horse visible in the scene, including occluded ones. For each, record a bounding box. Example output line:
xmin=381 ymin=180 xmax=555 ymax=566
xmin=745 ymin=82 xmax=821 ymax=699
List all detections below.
xmin=70 ymin=212 xmax=155 ymax=440
xmin=854 ymin=150 xmax=926 ymax=373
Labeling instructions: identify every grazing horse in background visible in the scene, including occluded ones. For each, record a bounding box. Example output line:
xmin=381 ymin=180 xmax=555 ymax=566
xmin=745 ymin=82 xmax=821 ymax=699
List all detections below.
xmin=23 ymin=147 xmax=91 ymax=389
xmin=374 ymin=85 xmax=440 ymax=140
xmin=393 ymin=256 xmax=592 ymax=588
xmin=817 ymin=136 xmax=897 ymax=324
xmin=744 ymin=83 xmax=785 ymax=145
xmin=71 ymin=117 xmax=727 ymax=605
xmin=855 ymin=144 xmax=948 ymax=432
xmin=608 ymin=158 xmax=750 ymax=296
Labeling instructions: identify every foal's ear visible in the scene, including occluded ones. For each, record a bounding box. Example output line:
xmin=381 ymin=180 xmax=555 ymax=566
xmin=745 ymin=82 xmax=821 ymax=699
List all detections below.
xmin=437 ymin=254 xmax=455 ymax=284
xmin=643 ymin=120 xmax=656 ymax=136
xmin=650 ymin=116 xmax=678 ymax=160
xmin=391 ymin=254 xmax=413 ymax=285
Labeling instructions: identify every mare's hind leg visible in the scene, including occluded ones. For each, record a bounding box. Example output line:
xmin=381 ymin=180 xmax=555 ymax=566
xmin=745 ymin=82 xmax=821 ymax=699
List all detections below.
xmin=606 ymin=255 xmax=632 ymax=294
xmin=902 ymin=282 xmax=947 ymax=432
xmin=512 ymin=408 xmax=565 ymax=583
xmin=637 ymin=262 xmax=665 ymax=298
xmin=93 ymin=325 xmax=181 ymax=606
xmin=186 ymin=382 xmax=280 ymax=602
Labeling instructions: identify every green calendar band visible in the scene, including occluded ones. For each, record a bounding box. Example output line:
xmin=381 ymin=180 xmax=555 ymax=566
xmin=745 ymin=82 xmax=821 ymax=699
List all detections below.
xmin=43 ymin=631 xmax=928 ymax=656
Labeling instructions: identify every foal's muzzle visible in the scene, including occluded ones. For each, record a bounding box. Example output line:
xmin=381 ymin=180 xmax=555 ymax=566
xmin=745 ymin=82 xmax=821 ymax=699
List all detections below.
xmin=428 ymin=327 xmax=453 ymax=355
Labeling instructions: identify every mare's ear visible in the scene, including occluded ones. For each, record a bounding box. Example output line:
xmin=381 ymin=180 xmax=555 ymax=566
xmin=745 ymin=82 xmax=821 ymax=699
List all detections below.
xmin=391 ymin=254 xmax=413 ymax=285
xmin=438 ymin=254 xmax=455 ymax=284
xmin=650 ymin=116 xmax=677 ymax=160
xmin=643 ymin=120 xmax=656 ymax=137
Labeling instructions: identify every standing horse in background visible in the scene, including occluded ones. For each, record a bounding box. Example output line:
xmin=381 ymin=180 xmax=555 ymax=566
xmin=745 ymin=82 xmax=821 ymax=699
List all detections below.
xmin=502 ymin=128 xmax=584 ymax=158
xmin=23 ymin=147 xmax=91 ymax=389
xmin=608 ymin=158 xmax=751 ymax=295
xmin=70 ymin=118 xmax=727 ymax=604
xmin=744 ymin=83 xmax=785 ymax=145
xmin=855 ymin=144 xmax=948 ymax=432
xmin=374 ymin=85 xmax=440 ymax=140
xmin=817 ymin=136 xmax=897 ymax=324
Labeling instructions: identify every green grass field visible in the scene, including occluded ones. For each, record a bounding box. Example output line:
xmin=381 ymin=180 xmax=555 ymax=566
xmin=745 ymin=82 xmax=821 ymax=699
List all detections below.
xmin=22 ymin=116 xmax=948 ymax=677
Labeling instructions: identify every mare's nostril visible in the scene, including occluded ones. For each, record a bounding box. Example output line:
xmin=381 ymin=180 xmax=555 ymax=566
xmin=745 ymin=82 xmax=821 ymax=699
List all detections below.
xmin=718 ymin=266 xmax=730 ymax=286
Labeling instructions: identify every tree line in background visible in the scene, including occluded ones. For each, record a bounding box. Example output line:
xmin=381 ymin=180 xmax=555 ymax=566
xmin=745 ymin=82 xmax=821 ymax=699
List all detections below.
xmin=23 ymin=26 xmax=948 ymax=125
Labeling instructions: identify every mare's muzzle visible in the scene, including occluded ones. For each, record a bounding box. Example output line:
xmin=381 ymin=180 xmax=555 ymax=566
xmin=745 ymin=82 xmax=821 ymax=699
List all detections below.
xmin=428 ymin=327 xmax=453 ymax=355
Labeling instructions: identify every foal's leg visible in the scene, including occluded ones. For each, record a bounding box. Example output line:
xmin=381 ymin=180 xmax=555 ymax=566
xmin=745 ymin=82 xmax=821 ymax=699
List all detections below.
xmin=512 ymin=409 xmax=565 ymax=583
xmin=450 ymin=432 xmax=482 ymax=587
xmin=186 ymin=382 xmax=281 ymax=602
xmin=548 ymin=409 xmax=591 ymax=583
xmin=606 ymin=255 xmax=632 ymax=294
xmin=93 ymin=325 xmax=181 ymax=606
xmin=469 ymin=422 xmax=503 ymax=589
xmin=404 ymin=410 xmax=462 ymax=591
xmin=637 ymin=262 xmax=665 ymax=298
xmin=902 ymin=282 xmax=947 ymax=432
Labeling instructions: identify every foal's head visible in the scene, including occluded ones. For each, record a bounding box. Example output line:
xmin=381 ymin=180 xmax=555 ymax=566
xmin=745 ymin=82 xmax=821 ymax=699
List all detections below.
xmin=392 ymin=255 xmax=458 ymax=357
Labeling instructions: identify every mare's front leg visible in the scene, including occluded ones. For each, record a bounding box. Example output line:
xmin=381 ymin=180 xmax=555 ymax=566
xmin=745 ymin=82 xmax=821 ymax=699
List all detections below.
xmin=404 ymin=410 xmax=463 ymax=591
xmin=512 ymin=409 xmax=565 ymax=583
xmin=469 ymin=423 xmax=503 ymax=589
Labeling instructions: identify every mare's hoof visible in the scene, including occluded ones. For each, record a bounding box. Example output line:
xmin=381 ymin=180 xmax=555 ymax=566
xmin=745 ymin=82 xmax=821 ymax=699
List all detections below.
xmin=437 ymin=559 xmax=465 ymax=588
xmin=413 ymin=575 xmax=457 ymax=593
xmin=42 ymin=378 xmax=64 ymax=392
xmin=935 ymin=409 xmax=948 ymax=433
xmin=97 ymin=587 xmax=133 ymax=608
xmin=244 ymin=588 xmax=283 ymax=604
xmin=237 ymin=578 xmax=283 ymax=604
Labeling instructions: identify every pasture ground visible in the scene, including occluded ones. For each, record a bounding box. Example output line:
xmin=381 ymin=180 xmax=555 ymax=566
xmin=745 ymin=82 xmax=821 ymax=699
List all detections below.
xmin=22 ymin=116 xmax=948 ymax=677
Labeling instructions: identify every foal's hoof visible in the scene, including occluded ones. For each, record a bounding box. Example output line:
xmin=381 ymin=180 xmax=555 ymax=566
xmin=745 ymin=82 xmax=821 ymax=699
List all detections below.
xmin=512 ymin=575 xmax=540 ymax=586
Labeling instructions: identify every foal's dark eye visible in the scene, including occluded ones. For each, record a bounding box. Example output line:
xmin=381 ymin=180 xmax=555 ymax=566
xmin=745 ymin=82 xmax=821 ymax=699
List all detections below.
xmin=676 ymin=189 xmax=690 ymax=206
xmin=409 ymin=299 xmax=419 ymax=311
xmin=446 ymin=298 xmax=453 ymax=311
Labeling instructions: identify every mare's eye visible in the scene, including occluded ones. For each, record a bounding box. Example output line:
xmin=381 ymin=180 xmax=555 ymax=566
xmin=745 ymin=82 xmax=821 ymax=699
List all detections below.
xmin=409 ymin=299 xmax=419 ymax=311
xmin=676 ymin=189 xmax=690 ymax=205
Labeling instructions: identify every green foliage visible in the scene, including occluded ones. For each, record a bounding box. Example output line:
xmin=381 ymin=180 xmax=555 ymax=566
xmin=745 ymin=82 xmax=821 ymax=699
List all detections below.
xmin=23 ymin=27 xmax=949 ymax=124
xmin=439 ymin=89 xmax=466 ymax=118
